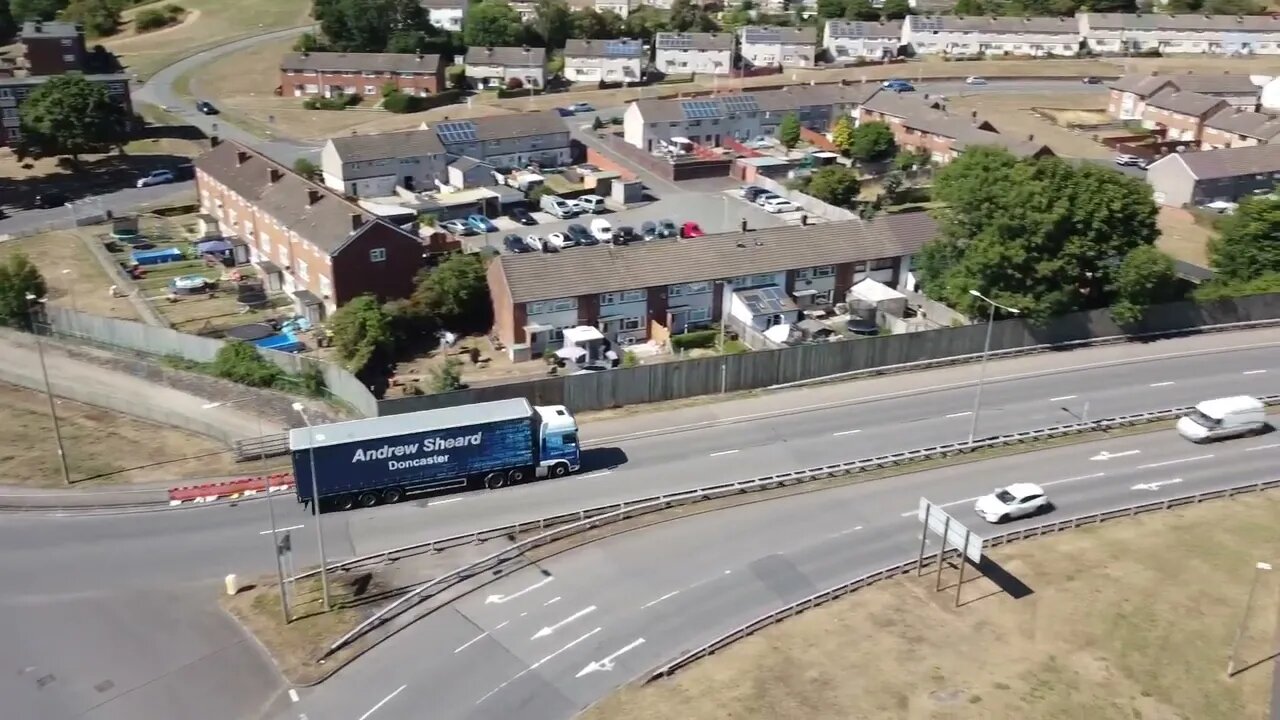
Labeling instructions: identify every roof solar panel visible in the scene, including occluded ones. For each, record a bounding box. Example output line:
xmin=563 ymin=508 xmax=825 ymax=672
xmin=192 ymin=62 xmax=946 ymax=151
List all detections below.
xmin=913 ymin=16 xmax=942 ymax=31
xmin=680 ymin=100 xmax=723 ymax=120
xmin=604 ymin=40 xmax=638 ymax=56
xmin=723 ymin=95 xmax=759 ymax=113
xmin=660 ymin=34 xmax=692 ymax=49
xmin=436 ymin=120 xmax=477 ymax=143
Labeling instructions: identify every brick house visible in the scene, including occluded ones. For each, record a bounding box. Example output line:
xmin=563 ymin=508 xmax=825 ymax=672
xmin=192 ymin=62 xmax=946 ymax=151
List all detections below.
xmin=18 ymin=21 xmax=86 ymax=75
xmin=195 ymin=139 xmax=428 ymax=322
xmin=486 ymin=212 xmax=938 ymax=359
xmin=857 ymin=92 xmax=1053 ymax=164
xmin=278 ymin=52 xmax=447 ymax=99
xmin=1147 ymin=144 xmax=1280 ymax=207
xmin=1138 ymin=89 xmax=1228 ymax=143
xmin=1108 ymin=72 xmax=1259 ymax=120
xmin=1201 ymin=107 xmax=1280 ymax=150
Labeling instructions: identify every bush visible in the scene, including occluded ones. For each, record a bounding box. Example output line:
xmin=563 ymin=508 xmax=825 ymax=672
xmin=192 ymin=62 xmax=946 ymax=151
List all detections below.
xmin=671 ymin=329 xmax=718 ymax=351
xmin=211 ymin=342 xmax=283 ymax=388
xmin=382 ymin=90 xmax=424 ymax=114
xmin=135 ymin=4 xmax=183 ymax=31
xmin=430 ymin=357 xmax=464 ymax=393
xmin=505 ymin=77 xmax=523 ymax=90
xmin=303 ymin=93 xmax=360 ymax=111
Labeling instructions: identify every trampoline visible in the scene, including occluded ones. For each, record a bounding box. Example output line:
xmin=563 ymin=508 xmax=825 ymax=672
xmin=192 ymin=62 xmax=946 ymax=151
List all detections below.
xmin=225 ymin=323 xmax=275 ymax=342
xmin=111 ymin=228 xmax=140 ymax=241
xmin=172 ymin=275 xmax=209 ymax=290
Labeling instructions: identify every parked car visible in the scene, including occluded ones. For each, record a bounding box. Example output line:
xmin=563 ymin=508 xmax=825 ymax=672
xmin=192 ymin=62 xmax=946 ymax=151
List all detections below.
xmin=466 ymin=214 xmax=497 ymax=233
xmin=657 ymin=219 xmax=678 ymax=238
xmin=509 ymin=207 xmax=537 ymax=226
xmin=1114 ymin=153 xmax=1142 ymax=166
xmin=614 ymin=226 xmax=637 ymax=245
xmin=566 ymin=223 xmax=594 ymax=245
xmin=546 ymin=232 xmax=573 ymax=249
xmin=578 ymin=194 xmax=606 ymax=214
xmin=1081 ymin=76 xmax=1102 ymax=84
xmin=753 ymin=192 xmax=781 ymax=207
xmin=441 ymin=219 xmax=476 ymax=236
xmin=639 ymin=220 xmax=659 ymax=240
xmin=680 ymin=221 xmax=705 ymax=238
xmin=136 ymin=169 xmax=176 ymax=188
xmin=881 ymin=79 xmax=915 ymax=93
xmin=739 ymin=185 xmax=764 ymax=199
xmin=568 ymin=102 xmax=595 ymax=113
xmin=964 ymin=76 xmax=988 ymax=85
xmin=503 ymin=233 xmax=531 ymax=253
xmin=760 ymin=197 xmax=799 ymax=214
xmin=554 ymin=107 xmax=575 ymax=117
xmin=746 ymin=136 xmax=775 ymax=150
xmin=195 ymin=100 xmax=219 ymax=115
xmin=540 ymin=194 xmax=576 ymax=219
xmin=524 ymin=234 xmax=546 ymax=252
xmin=590 ymin=217 xmax=614 ymax=243
xmin=974 ymin=483 xmax=1052 ymax=524
xmin=31 ymin=191 xmax=68 ymax=209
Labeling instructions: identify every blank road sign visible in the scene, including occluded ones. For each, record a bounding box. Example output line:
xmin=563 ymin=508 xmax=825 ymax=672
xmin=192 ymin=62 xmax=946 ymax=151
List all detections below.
xmin=918 ymin=498 xmax=983 ymax=563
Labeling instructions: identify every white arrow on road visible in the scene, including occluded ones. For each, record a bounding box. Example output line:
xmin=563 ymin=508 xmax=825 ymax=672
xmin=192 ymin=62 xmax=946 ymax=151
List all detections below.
xmin=1091 ymin=450 xmax=1141 ymax=461
xmin=576 ymin=638 xmax=646 ymax=677
xmin=533 ymin=605 xmax=596 ymax=639
xmin=485 ymin=576 xmax=553 ymax=604
xmin=1132 ymin=478 xmax=1183 ymax=491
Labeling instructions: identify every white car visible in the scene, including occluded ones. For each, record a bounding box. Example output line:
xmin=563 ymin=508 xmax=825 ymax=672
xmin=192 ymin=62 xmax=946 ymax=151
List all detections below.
xmin=1203 ymin=200 xmax=1238 ymax=214
xmin=964 ymin=76 xmax=988 ymax=85
xmin=577 ymin=194 xmax=606 ymax=214
xmin=136 ymin=169 xmax=175 ymax=188
xmin=760 ymin=197 xmax=799 ymax=214
xmin=546 ymin=232 xmax=572 ymax=249
xmin=589 ymin=217 xmax=614 ymax=242
xmin=441 ymin=219 xmax=475 ymax=236
xmin=974 ymin=483 xmax=1051 ymax=524
xmin=524 ymin=234 xmax=545 ymax=251
xmin=753 ymin=192 xmax=780 ymax=207
xmin=1114 ymin=153 xmax=1142 ymax=167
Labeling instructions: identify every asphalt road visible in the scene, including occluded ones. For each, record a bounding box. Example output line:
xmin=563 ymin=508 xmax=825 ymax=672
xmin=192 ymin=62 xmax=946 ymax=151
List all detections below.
xmin=0 ymin=183 xmax=195 ymax=239
xmin=293 ymin=422 xmax=1280 ymax=720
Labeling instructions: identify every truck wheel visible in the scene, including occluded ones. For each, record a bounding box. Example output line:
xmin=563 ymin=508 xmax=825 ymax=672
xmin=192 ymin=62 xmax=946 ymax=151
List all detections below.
xmin=484 ymin=472 xmax=507 ymax=489
xmin=337 ymin=495 xmax=355 ymax=511
xmin=507 ymin=468 xmax=526 ymax=484
xmin=357 ymin=491 xmax=379 ymax=508
xmin=550 ymin=463 xmax=568 ymax=478
xmin=382 ymin=487 xmax=405 ymax=504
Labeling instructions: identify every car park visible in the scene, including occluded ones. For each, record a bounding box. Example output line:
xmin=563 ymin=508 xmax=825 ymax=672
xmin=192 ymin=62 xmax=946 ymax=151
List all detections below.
xmin=524 ymin=234 xmax=546 ymax=252
xmin=964 ymin=76 xmax=988 ymax=85
xmin=753 ymin=192 xmax=780 ymax=207
xmin=614 ymin=226 xmax=637 ymax=245
xmin=466 ymin=214 xmax=497 ymax=233
xmin=509 ymin=207 xmax=536 ymax=225
xmin=546 ymin=232 xmax=572 ymax=249
xmin=974 ymin=483 xmax=1051 ymax=523
xmin=577 ymin=195 xmax=606 ymax=214
xmin=195 ymin=100 xmax=219 ymax=115
xmin=566 ymin=223 xmax=595 ymax=245
xmin=657 ymin=219 xmax=677 ymax=238
xmin=136 ymin=169 xmax=176 ymax=188
xmin=590 ymin=217 xmax=614 ymax=243
xmin=680 ymin=222 xmax=705 ymax=238
xmin=503 ymin=234 xmax=531 ymax=253
xmin=760 ymin=197 xmax=799 ymax=214
xmin=881 ymin=79 xmax=915 ymax=92
xmin=639 ymin=220 xmax=659 ymax=240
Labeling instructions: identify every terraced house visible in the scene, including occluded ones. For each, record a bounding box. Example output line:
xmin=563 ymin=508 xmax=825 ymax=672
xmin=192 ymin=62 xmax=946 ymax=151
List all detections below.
xmin=463 ymin=46 xmax=546 ymax=89
xmin=1137 ymin=89 xmax=1228 ymax=143
xmin=563 ymin=38 xmax=645 ymax=84
xmin=857 ymin=92 xmax=1054 ymax=164
xmin=1080 ymin=13 xmax=1280 ymax=55
xmin=486 ymin=213 xmax=938 ymax=359
xmin=822 ymin=19 xmax=904 ymax=61
xmin=739 ymin=26 xmax=820 ymax=68
xmin=653 ymin=32 xmax=735 ymax=76
xmin=903 ymin=15 xmax=1080 ymax=56
xmin=278 ymin=51 xmax=447 ymax=98
xmin=196 ymin=140 xmax=427 ymax=322
xmin=1107 ymin=72 xmax=1260 ymax=120
xmin=1201 ymin=107 xmax=1280 ymax=149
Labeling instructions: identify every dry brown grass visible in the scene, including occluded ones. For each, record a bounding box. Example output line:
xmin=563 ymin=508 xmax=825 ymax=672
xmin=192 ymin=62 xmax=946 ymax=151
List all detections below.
xmin=586 ymin=491 xmax=1280 ymax=720
xmin=0 ymin=381 xmax=241 ymax=486
xmin=946 ymin=92 xmax=1112 ymax=159
xmin=1157 ymin=206 xmax=1215 ymax=267
xmin=0 ymin=230 xmax=142 ymax=321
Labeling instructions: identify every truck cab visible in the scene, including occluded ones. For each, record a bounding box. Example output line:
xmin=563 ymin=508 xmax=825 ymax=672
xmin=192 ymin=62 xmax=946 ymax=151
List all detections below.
xmin=535 ymin=404 xmax=580 ymax=477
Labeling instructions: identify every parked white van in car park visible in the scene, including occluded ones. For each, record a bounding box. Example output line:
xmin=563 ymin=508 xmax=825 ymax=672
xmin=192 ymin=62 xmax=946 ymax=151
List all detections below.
xmin=590 ymin=217 xmax=613 ymax=243
xmin=540 ymin=194 xmax=576 ymax=219
xmin=577 ymin=195 xmax=606 ymax=214
xmin=1176 ymin=395 xmax=1268 ymax=443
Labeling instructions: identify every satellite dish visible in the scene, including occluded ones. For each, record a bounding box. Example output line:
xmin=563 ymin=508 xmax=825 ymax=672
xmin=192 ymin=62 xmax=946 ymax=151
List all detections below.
xmin=1261 ymin=78 xmax=1280 ymax=112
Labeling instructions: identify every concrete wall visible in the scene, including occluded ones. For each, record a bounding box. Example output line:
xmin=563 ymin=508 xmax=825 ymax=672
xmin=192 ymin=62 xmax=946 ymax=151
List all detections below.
xmin=754 ymin=175 xmax=859 ymax=222
xmin=381 ymin=292 xmax=1280 ymax=415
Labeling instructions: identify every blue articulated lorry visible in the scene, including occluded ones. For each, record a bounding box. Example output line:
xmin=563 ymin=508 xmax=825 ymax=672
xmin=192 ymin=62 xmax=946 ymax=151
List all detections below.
xmin=290 ymin=398 xmax=580 ymax=511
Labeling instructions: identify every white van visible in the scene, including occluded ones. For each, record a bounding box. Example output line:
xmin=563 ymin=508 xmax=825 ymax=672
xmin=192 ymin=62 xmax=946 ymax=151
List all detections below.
xmin=540 ymin=194 xmax=576 ymax=219
xmin=1176 ymin=395 xmax=1268 ymax=443
xmin=590 ymin=217 xmax=613 ymax=243
xmin=577 ymin=195 xmax=606 ymax=214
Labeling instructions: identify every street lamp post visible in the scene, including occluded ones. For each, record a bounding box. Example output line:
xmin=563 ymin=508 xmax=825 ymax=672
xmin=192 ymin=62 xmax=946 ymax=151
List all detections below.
xmin=25 ymin=293 xmax=71 ymax=486
xmin=203 ymin=398 xmax=290 ymax=624
xmin=967 ymin=289 xmax=1019 ymax=444
xmin=292 ymin=402 xmax=331 ymax=611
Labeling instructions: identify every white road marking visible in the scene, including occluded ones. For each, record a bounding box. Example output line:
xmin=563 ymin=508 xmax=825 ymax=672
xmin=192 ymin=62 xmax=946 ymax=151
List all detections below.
xmin=1149 ymin=381 xmax=1175 ymax=387
xmin=532 ymin=606 xmax=596 ymax=639
xmin=837 ymin=526 xmax=863 ymax=535
xmin=641 ymin=591 xmax=679 ymax=609
xmin=259 ymin=524 xmax=304 ymax=535
xmin=427 ymin=498 xmax=463 ymax=507
xmin=832 ymin=429 xmax=862 ymax=437
xmin=477 ymin=628 xmax=603 ymax=705
xmin=357 ymin=685 xmax=406 ymax=720
xmin=454 ymin=632 xmax=488 ymax=654
xmin=1041 ymin=472 xmax=1106 ymax=487
xmin=576 ymin=638 xmax=647 ymax=678
xmin=1091 ymin=450 xmax=1140 ymax=461
xmin=709 ymin=449 xmax=740 ymax=457
xmin=288 ymin=689 xmax=299 ymax=703
xmin=495 ymin=620 xmax=509 ymax=630
xmin=1243 ymin=370 xmax=1267 ymax=375
xmin=1132 ymin=478 xmax=1183 ymax=491
xmin=1049 ymin=395 xmax=1077 ymax=401
xmin=485 ymin=576 xmax=554 ymax=604
xmin=582 ymin=471 xmax=612 ymax=478
xmin=946 ymin=411 xmax=972 ymax=418
xmin=1137 ymin=454 xmax=1213 ymax=469
xmin=899 ymin=472 xmax=1106 ymax=516
xmin=543 ymin=596 xmax=561 ymax=606
xmin=1246 ymin=443 xmax=1280 ymax=452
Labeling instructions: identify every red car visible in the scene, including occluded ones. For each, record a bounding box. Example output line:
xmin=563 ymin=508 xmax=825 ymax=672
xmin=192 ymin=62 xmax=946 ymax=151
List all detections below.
xmin=680 ymin=221 xmax=705 ymax=238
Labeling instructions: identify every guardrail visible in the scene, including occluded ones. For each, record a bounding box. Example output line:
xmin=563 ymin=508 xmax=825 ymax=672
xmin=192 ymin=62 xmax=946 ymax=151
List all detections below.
xmin=313 ymin=397 xmax=1279 ymax=657
xmin=233 ymin=435 xmax=290 ymax=462
xmin=647 ymin=476 xmax=1280 ymax=680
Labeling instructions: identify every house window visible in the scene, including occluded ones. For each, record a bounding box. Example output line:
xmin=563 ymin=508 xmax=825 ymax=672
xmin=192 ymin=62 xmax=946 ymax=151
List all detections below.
xmin=620 ymin=317 xmax=643 ymax=331
xmin=687 ymin=306 xmax=711 ymax=322
xmin=869 ymin=258 xmax=896 ymax=271
xmin=599 ymin=289 xmax=645 ymax=306
xmin=297 ymin=259 xmax=310 ymax=281
xmin=527 ymin=297 xmax=578 ymax=315
xmin=668 ymin=281 xmax=711 ymax=297
xmin=319 ymin=275 xmax=333 ymax=298
xmin=61 ymin=39 xmax=72 ymax=46
xmin=6 ymin=127 xmax=20 ymax=140
xmin=0 ymin=89 xmax=11 ymax=99
xmin=364 ymin=85 xmax=376 ymax=95
xmin=369 ymin=248 xmax=387 ymax=262
xmin=63 ymin=54 xmax=75 ymax=62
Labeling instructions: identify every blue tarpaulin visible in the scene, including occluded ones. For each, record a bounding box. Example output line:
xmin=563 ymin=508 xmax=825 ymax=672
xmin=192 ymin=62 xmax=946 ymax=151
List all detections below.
xmin=196 ymin=239 xmax=233 ymax=254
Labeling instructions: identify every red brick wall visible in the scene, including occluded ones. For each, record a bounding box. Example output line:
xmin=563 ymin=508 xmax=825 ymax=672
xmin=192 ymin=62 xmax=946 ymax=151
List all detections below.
xmin=487 ymin=259 xmax=518 ymax=346
xmin=586 ymin=147 xmax=637 ymax=181
xmin=861 ymin=109 xmax=958 ymax=162
xmin=800 ymin=126 xmax=837 ymax=152
xmin=22 ymin=35 xmax=86 ymax=75
xmin=278 ymin=65 xmax=445 ymax=98
xmin=331 ymin=222 xmax=425 ymax=306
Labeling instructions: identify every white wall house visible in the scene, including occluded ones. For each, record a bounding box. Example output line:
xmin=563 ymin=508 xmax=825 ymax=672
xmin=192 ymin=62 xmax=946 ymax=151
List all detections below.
xmin=1080 ymin=13 xmax=1280 ymax=55
xmin=739 ymin=26 xmax=820 ymax=68
xmin=563 ymin=38 xmax=645 ymax=83
xmin=464 ymin=46 xmax=546 ymax=89
xmin=823 ymin=19 xmax=903 ymax=61
xmin=653 ymin=32 xmax=734 ymax=75
xmin=903 ymin=15 xmax=1080 ymax=56
xmin=419 ymin=0 xmax=464 ymax=32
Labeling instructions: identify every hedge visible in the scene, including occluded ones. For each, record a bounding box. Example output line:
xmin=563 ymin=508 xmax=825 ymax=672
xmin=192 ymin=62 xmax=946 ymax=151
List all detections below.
xmin=671 ymin=329 xmax=719 ymax=351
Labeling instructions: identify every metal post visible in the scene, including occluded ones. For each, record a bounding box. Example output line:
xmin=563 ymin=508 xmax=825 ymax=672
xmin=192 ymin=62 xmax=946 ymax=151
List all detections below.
xmin=954 ymin=529 xmax=970 ymax=608
xmin=916 ymin=504 xmax=931 ymax=576
xmin=260 ymin=412 xmax=291 ymax=625
xmin=297 ymin=406 xmax=331 ymax=611
xmin=1227 ymin=562 xmax=1271 ymax=676
xmin=35 ymin=335 xmax=72 ymax=486
xmin=934 ymin=516 xmax=951 ymax=591
xmin=1082 ymin=401 xmax=1090 ymax=424
xmin=967 ymin=302 xmax=996 ymax=444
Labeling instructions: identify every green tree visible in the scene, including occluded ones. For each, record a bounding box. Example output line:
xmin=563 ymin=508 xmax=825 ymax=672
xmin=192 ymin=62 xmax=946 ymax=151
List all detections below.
xmin=881 ymin=0 xmax=911 ymax=18
xmin=1208 ymin=192 xmax=1280 ymax=283
xmin=816 ymin=0 xmax=845 ymax=17
xmin=18 ymin=74 xmax=130 ymax=162
xmin=844 ymin=0 xmax=880 ymax=20
xmin=534 ymin=0 xmax=572 ymax=47
xmin=430 ymin=356 xmax=464 ymax=393
xmin=830 ymin=115 xmax=855 ymax=157
xmin=547 ymin=51 xmax=565 ymax=77
xmin=211 ymin=342 xmax=283 ymax=388
xmin=446 ymin=64 xmax=468 ymax=89
xmin=1109 ymin=245 xmax=1182 ymax=325
xmin=293 ymin=31 xmax=325 ymax=52
xmin=805 ymin=165 xmax=860 ymax=208
xmin=10 ymin=0 xmax=65 ymax=21
xmin=778 ymin=113 xmax=802 ymax=150
xmin=464 ymin=0 xmax=522 ymax=47
xmin=0 ymin=253 xmax=47 ymax=330
xmin=293 ymin=157 xmax=319 ymax=179
xmin=385 ymin=29 xmax=429 ymax=53
xmin=1202 ymin=0 xmax=1261 ymax=13
xmin=315 ymin=0 xmax=427 ymax=53
xmin=411 ymin=253 xmax=491 ymax=331
xmin=918 ymin=148 xmax=1160 ymax=319
xmin=847 ymin=120 xmax=896 ymax=162
xmin=669 ymin=0 xmax=714 ymax=31
xmin=569 ymin=7 xmax=622 ymax=39
xmin=61 ymin=0 xmax=119 ymax=35
xmin=0 ymin=0 xmax=17 ymax=44
xmin=951 ymin=0 xmax=989 ymax=13
xmin=892 ymin=148 xmax=926 ymax=172
xmin=623 ymin=4 xmax=667 ymax=38
xmin=329 ymin=294 xmax=395 ymax=372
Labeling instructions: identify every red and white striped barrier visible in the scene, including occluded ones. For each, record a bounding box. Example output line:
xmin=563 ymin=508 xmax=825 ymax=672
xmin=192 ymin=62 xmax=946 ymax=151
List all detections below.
xmin=168 ymin=473 xmax=294 ymax=506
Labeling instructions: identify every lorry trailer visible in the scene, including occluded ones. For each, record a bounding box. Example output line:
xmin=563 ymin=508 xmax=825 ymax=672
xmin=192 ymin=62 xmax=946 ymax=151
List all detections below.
xmin=290 ymin=398 xmax=580 ymax=511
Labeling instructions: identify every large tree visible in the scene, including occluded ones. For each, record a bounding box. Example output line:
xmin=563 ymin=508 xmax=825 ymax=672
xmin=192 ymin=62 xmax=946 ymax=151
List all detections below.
xmin=18 ymin=74 xmax=130 ymax=161
xmin=830 ymin=115 xmax=855 ymax=157
xmin=805 ymin=166 xmax=860 ymax=209
xmin=880 ymin=0 xmax=911 ymax=18
xmin=847 ymin=120 xmax=896 ymax=162
xmin=463 ymin=0 xmax=522 ymax=48
xmin=9 ymin=0 xmax=64 ymax=21
xmin=816 ymin=0 xmax=845 ymax=18
xmin=668 ymin=0 xmax=715 ymax=32
xmin=778 ymin=113 xmax=801 ymax=149
xmin=0 ymin=0 xmax=16 ymax=44
xmin=917 ymin=147 xmax=1160 ymax=319
xmin=844 ymin=0 xmax=880 ymax=21
xmin=61 ymin=0 xmax=119 ymax=36
xmin=1208 ymin=192 xmax=1280 ymax=284
xmin=533 ymin=0 xmax=572 ymax=47
xmin=329 ymin=294 xmax=395 ymax=373
xmin=0 ymin=253 xmax=47 ymax=331
xmin=411 ymin=253 xmax=491 ymax=332
xmin=1109 ymin=244 xmax=1182 ymax=325
xmin=569 ymin=7 xmax=623 ymax=39
xmin=314 ymin=0 xmax=428 ymax=53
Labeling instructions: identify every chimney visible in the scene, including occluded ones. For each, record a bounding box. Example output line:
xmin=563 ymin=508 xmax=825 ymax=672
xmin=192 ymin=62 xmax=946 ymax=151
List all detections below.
xmin=1027 ymin=133 xmax=1034 ymax=142
xmin=268 ymin=167 xmax=283 ymax=183
xmin=754 ymin=239 xmax=764 ymax=247
xmin=210 ymin=135 xmax=221 ymax=147
xmin=307 ymin=188 xmax=323 ymax=206
xmin=740 ymin=218 xmax=748 ymax=233
xmin=235 ymin=150 xmax=251 ymax=166
xmin=301 ymin=50 xmax=309 ymax=58
xmin=350 ymin=212 xmax=363 ymax=231
xmin=736 ymin=240 xmax=747 ymax=248
xmin=416 ymin=53 xmax=424 ymax=62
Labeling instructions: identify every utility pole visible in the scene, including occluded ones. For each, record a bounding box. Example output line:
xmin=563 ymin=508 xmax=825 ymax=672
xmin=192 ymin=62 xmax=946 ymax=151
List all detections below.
xmin=26 ymin=294 xmax=71 ymax=486
xmin=293 ymin=402 xmax=331 ymax=611
xmin=966 ymin=289 xmax=1020 ymax=443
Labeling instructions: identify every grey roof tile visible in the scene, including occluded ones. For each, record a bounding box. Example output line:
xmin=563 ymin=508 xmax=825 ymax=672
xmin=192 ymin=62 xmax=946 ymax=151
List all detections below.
xmin=329 ymin=128 xmax=445 ymax=163
xmin=1086 ymin=12 xmax=1280 ymax=32
xmin=280 ymin=51 xmax=442 ymax=74
xmin=1143 ymin=88 xmax=1227 ymax=117
xmin=824 ymin=19 xmax=904 ymax=39
xmin=1167 ymin=144 xmax=1280 ymax=180
xmin=463 ymin=46 xmax=546 ymax=67
xmin=914 ymin=15 xmax=1079 ymax=34
xmin=1110 ymin=72 xmax=1259 ymax=97
xmin=740 ymin=25 xmax=819 ymax=44
xmin=563 ymin=38 xmax=645 ymax=58
xmin=654 ymin=32 xmax=735 ymax=52
xmin=632 ymin=84 xmax=880 ymax=123
xmin=862 ymin=93 xmax=1051 ymax=157
xmin=1205 ymin=108 xmax=1280 ymax=140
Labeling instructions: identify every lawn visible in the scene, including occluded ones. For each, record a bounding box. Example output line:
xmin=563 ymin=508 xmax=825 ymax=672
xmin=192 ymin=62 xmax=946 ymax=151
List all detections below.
xmin=0 ymin=381 xmax=241 ymax=486
xmin=946 ymin=92 xmax=1113 ymax=159
xmin=1157 ymin=206 xmax=1216 ymax=268
xmin=587 ymin=491 xmax=1280 ymax=720
xmin=102 ymin=0 xmax=312 ymax=80
xmin=0 ymin=230 xmax=142 ymax=321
